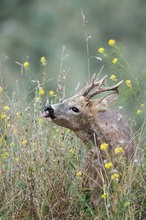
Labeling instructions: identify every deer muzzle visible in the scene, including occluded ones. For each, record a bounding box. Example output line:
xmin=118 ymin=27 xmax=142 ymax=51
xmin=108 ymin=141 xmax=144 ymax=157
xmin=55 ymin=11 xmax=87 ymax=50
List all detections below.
xmin=42 ymin=106 xmax=56 ymax=119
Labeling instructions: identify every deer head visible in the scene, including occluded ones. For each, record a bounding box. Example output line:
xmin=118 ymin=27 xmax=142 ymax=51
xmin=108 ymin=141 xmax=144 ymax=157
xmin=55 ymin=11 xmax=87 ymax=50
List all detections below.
xmin=42 ymin=75 xmax=123 ymax=138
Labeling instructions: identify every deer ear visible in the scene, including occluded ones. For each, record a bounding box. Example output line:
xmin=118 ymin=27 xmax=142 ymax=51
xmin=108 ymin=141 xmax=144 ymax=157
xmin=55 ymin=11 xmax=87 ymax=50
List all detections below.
xmin=96 ymin=93 xmax=118 ymax=111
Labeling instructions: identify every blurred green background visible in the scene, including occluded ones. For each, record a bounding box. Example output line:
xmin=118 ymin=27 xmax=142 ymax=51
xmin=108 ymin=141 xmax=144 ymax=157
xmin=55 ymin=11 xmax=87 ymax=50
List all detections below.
xmin=0 ymin=0 xmax=146 ymax=94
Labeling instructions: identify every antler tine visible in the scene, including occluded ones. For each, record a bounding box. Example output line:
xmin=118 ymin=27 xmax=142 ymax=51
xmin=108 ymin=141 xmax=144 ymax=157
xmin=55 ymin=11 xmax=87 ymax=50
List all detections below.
xmin=91 ymin=73 xmax=96 ymax=83
xmin=94 ymin=75 xmax=107 ymax=87
xmin=81 ymin=75 xmax=107 ymax=97
xmin=86 ymin=80 xmax=123 ymax=99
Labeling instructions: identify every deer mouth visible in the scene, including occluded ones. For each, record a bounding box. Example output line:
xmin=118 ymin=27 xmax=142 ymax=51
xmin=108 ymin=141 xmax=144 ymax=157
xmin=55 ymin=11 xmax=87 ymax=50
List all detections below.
xmin=42 ymin=106 xmax=56 ymax=120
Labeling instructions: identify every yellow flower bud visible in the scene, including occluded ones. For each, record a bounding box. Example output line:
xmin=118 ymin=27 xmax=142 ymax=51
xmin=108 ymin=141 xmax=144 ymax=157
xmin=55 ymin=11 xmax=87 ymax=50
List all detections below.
xmin=101 ymin=193 xmax=107 ymax=199
xmin=110 ymin=74 xmax=117 ymax=81
xmin=76 ymin=171 xmax=82 ymax=176
xmin=98 ymin=47 xmax=105 ymax=53
xmin=114 ymin=147 xmax=124 ymax=154
xmin=136 ymin=109 xmax=142 ymax=115
xmin=21 ymin=140 xmax=27 ymax=145
xmin=105 ymin=162 xmax=113 ymax=169
xmin=40 ymin=56 xmax=47 ymax=66
xmin=111 ymin=173 xmax=120 ymax=180
xmin=125 ymin=80 xmax=132 ymax=88
xmin=1 ymin=114 xmax=6 ymax=120
xmin=49 ymin=90 xmax=55 ymax=96
xmin=112 ymin=58 xmax=118 ymax=64
xmin=100 ymin=143 xmax=109 ymax=150
xmin=39 ymin=87 xmax=45 ymax=96
xmin=23 ymin=61 xmax=29 ymax=68
xmin=4 ymin=106 xmax=10 ymax=111
xmin=108 ymin=39 xmax=116 ymax=46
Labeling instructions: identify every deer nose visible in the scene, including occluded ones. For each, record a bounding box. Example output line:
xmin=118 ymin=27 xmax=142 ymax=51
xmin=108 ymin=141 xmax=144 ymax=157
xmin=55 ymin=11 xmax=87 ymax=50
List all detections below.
xmin=42 ymin=105 xmax=56 ymax=119
xmin=44 ymin=105 xmax=54 ymax=112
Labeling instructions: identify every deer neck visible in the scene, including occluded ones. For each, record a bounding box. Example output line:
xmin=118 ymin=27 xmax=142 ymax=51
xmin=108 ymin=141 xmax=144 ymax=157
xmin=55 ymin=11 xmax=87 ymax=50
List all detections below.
xmin=73 ymin=118 xmax=107 ymax=149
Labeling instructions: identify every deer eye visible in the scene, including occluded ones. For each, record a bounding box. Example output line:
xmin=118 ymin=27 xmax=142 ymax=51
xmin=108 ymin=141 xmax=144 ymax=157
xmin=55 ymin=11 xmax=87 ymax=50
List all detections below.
xmin=70 ymin=107 xmax=80 ymax=113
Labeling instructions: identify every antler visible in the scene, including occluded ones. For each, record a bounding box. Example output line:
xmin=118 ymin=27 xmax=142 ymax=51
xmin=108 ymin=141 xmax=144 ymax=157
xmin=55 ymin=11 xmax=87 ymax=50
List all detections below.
xmin=79 ymin=74 xmax=107 ymax=97
xmin=79 ymin=74 xmax=123 ymax=99
xmin=86 ymin=80 xmax=123 ymax=99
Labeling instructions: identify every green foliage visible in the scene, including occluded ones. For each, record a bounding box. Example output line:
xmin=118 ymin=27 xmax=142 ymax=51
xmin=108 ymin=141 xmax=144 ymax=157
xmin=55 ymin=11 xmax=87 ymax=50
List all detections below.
xmin=97 ymin=39 xmax=146 ymax=132
xmin=0 ymin=41 xmax=146 ymax=219
xmin=1 ymin=0 xmax=146 ymax=94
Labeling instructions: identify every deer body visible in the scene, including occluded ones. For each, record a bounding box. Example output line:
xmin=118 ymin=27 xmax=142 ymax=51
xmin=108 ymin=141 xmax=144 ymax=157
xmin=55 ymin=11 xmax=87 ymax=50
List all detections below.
xmin=42 ymin=75 xmax=135 ymax=209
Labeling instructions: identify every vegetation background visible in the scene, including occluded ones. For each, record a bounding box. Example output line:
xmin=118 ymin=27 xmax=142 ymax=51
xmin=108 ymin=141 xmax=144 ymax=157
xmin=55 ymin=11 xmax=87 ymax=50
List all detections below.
xmin=0 ymin=0 xmax=146 ymax=219
xmin=0 ymin=0 xmax=146 ymax=86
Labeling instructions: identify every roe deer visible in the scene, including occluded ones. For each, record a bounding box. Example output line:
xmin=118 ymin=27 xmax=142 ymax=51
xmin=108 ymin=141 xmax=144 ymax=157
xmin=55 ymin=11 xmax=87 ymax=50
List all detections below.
xmin=42 ymin=74 xmax=135 ymax=209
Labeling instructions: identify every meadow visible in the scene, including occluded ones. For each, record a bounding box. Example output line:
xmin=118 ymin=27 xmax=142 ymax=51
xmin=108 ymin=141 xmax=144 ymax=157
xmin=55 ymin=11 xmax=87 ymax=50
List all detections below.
xmin=0 ymin=40 xmax=146 ymax=219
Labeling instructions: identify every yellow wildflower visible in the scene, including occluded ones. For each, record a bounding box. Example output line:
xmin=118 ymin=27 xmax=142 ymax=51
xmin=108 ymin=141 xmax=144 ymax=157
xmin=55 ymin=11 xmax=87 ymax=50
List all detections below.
xmin=16 ymin=112 xmax=21 ymax=117
xmin=105 ymin=162 xmax=113 ymax=169
xmin=111 ymin=173 xmax=120 ymax=180
xmin=100 ymin=143 xmax=109 ymax=150
xmin=108 ymin=39 xmax=116 ymax=46
xmin=6 ymin=123 xmax=11 ymax=128
xmin=13 ymin=129 xmax=18 ymax=134
xmin=0 ymin=86 xmax=4 ymax=94
xmin=1 ymin=114 xmax=6 ymax=120
xmin=39 ymin=87 xmax=45 ymax=96
xmin=49 ymin=90 xmax=55 ymax=96
xmin=101 ymin=193 xmax=107 ymax=199
xmin=124 ymin=201 xmax=130 ymax=207
xmin=23 ymin=61 xmax=29 ymax=68
xmin=21 ymin=140 xmax=27 ymax=145
xmin=40 ymin=56 xmax=47 ymax=66
xmin=15 ymin=157 xmax=19 ymax=162
xmin=112 ymin=58 xmax=118 ymax=64
xmin=10 ymin=143 xmax=14 ymax=147
xmin=4 ymin=106 xmax=10 ymax=111
xmin=136 ymin=109 xmax=142 ymax=115
xmin=125 ymin=80 xmax=132 ymax=88
xmin=98 ymin=47 xmax=105 ymax=53
xmin=110 ymin=74 xmax=117 ymax=81
xmin=5 ymin=151 xmax=9 ymax=158
xmin=36 ymin=96 xmax=41 ymax=101
xmin=114 ymin=147 xmax=124 ymax=154
xmin=69 ymin=149 xmax=74 ymax=154
xmin=76 ymin=171 xmax=82 ymax=176
xmin=140 ymin=103 xmax=144 ymax=107
xmin=55 ymin=128 xmax=59 ymax=133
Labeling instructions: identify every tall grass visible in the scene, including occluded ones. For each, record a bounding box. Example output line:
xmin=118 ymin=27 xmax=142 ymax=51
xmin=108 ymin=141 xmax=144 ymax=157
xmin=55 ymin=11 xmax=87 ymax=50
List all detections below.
xmin=0 ymin=42 xmax=146 ymax=219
